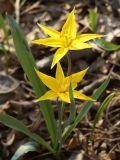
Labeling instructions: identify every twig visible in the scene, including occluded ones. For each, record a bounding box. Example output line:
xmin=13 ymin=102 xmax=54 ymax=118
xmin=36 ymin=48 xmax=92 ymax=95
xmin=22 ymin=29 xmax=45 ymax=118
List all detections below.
xmin=15 ymin=0 xmax=20 ymax=23
xmin=80 ymin=76 xmax=107 ymax=94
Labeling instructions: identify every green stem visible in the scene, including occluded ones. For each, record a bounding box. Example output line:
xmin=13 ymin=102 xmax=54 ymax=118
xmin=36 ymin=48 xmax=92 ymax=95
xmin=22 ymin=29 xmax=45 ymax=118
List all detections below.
xmin=67 ymin=52 xmax=72 ymax=76
xmin=2 ymin=44 xmax=8 ymax=74
xmin=57 ymin=103 xmax=62 ymax=144
xmin=57 ymin=102 xmax=65 ymax=155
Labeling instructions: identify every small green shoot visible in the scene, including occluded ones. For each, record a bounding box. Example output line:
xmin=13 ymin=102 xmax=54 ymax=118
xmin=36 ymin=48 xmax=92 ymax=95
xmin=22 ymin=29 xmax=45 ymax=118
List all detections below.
xmin=89 ymin=9 xmax=98 ymax=32
xmin=90 ymin=92 xmax=115 ymax=140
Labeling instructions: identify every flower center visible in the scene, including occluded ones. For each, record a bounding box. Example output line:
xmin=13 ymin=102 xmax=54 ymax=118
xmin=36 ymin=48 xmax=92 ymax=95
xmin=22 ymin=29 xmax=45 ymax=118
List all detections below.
xmin=64 ymin=36 xmax=72 ymax=47
xmin=60 ymin=33 xmax=73 ymax=48
xmin=58 ymin=79 xmax=70 ymax=93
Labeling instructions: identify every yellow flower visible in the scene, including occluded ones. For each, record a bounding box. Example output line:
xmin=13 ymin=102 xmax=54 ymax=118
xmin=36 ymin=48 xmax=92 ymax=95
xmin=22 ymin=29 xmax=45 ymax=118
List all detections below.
xmin=32 ymin=9 xmax=103 ymax=68
xmin=35 ymin=63 xmax=94 ymax=103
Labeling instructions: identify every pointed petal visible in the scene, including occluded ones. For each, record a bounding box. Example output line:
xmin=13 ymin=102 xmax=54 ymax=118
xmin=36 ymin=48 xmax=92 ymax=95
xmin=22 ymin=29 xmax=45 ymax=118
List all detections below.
xmin=65 ymin=68 xmax=88 ymax=89
xmin=61 ymin=9 xmax=76 ymax=39
xmin=58 ymin=92 xmax=70 ymax=103
xmin=73 ymin=90 xmax=94 ymax=101
xmin=76 ymin=34 xmax=103 ymax=43
xmin=70 ymin=41 xmax=92 ymax=50
xmin=32 ymin=37 xmax=64 ymax=48
xmin=56 ymin=62 xmax=64 ymax=81
xmin=35 ymin=90 xmax=57 ymax=102
xmin=51 ymin=48 xmax=68 ymax=69
xmin=38 ymin=23 xmax=60 ymax=38
xmin=35 ymin=68 xmax=59 ymax=91
xmin=71 ymin=68 xmax=88 ymax=84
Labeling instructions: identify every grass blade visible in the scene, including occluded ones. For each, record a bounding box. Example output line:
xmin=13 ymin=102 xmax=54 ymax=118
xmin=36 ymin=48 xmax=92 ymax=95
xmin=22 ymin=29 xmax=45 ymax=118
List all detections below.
xmin=94 ymin=39 xmax=120 ymax=51
xmin=89 ymin=9 xmax=98 ymax=32
xmin=7 ymin=16 xmax=57 ymax=146
xmin=63 ymin=82 xmax=76 ymax=127
xmin=0 ymin=14 xmax=9 ymax=42
xmin=0 ymin=14 xmax=9 ymax=71
xmin=62 ymin=77 xmax=110 ymax=142
xmin=0 ymin=114 xmax=55 ymax=153
xmin=0 ymin=43 xmax=4 ymax=51
xmin=11 ymin=141 xmax=39 ymax=160
xmin=90 ymin=92 xmax=115 ymax=140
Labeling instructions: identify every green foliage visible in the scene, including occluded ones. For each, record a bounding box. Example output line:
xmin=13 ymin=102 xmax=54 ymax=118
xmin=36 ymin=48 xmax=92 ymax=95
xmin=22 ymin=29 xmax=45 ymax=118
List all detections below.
xmin=90 ymin=92 xmax=115 ymax=140
xmin=7 ymin=16 xmax=57 ymax=147
xmin=63 ymin=82 xmax=76 ymax=127
xmin=0 ymin=114 xmax=55 ymax=153
xmin=62 ymin=77 xmax=110 ymax=143
xmin=0 ymin=14 xmax=9 ymax=42
xmin=0 ymin=43 xmax=4 ymax=51
xmin=94 ymin=39 xmax=120 ymax=51
xmin=63 ymin=78 xmax=110 ymax=142
xmin=89 ymin=9 xmax=98 ymax=32
xmin=0 ymin=10 xmax=114 ymax=158
xmin=89 ymin=9 xmax=120 ymax=51
xmin=0 ymin=14 xmax=9 ymax=70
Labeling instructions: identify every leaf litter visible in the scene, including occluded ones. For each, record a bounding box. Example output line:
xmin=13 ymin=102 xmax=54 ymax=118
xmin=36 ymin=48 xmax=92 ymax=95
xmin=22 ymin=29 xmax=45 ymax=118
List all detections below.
xmin=0 ymin=0 xmax=120 ymax=159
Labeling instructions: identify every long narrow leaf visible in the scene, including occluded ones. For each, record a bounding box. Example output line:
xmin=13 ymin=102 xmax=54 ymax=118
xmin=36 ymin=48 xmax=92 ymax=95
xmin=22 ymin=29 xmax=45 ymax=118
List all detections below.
xmin=94 ymin=39 xmax=120 ymax=51
xmin=62 ymin=77 xmax=110 ymax=142
xmin=89 ymin=9 xmax=98 ymax=32
xmin=90 ymin=92 xmax=115 ymax=140
xmin=63 ymin=82 xmax=76 ymax=127
xmin=0 ymin=14 xmax=9 ymax=40
xmin=0 ymin=114 xmax=55 ymax=153
xmin=7 ymin=16 xmax=57 ymax=146
xmin=0 ymin=14 xmax=9 ymax=47
xmin=0 ymin=43 xmax=4 ymax=51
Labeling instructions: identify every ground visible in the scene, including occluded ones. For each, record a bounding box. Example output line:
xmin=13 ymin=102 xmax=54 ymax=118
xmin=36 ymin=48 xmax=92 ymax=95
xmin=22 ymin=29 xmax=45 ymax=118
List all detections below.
xmin=0 ymin=0 xmax=120 ymax=160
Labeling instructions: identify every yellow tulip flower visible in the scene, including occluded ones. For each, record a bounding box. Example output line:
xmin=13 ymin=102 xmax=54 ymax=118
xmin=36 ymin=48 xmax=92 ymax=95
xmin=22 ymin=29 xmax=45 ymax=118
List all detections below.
xmin=32 ymin=9 xmax=103 ymax=68
xmin=35 ymin=63 xmax=94 ymax=103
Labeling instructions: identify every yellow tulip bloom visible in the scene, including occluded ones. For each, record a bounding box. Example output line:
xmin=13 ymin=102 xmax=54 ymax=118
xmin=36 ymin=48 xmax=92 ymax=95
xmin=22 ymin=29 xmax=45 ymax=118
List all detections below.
xmin=35 ymin=63 xmax=94 ymax=103
xmin=32 ymin=9 xmax=103 ymax=68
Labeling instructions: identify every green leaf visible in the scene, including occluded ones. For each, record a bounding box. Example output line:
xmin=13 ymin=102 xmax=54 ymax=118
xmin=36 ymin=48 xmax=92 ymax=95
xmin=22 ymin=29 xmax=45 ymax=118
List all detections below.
xmin=11 ymin=141 xmax=39 ymax=160
xmin=0 ymin=42 xmax=7 ymax=56
xmin=7 ymin=16 xmax=57 ymax=147
xmin=0 ymin=114 xmax=55 ymax=153
xmin=0 ymin=43 xmax=4 ymax=51
xmin=0 ymin=14 xmax=9 ymax=48
xmin=63 ymin=82 xmax=76 ymax=127
xmin=62 ymin=77 xmax=110 ymax=142
xmin=94 ymin=39 xmax=120 ymax=51
xmin=0 ymin=14 xmax=9 ymax=39
xmin=89 ymin=9 xmax=98 ymax=32
xmin=69 ymin=82 xmax=76 ymax=121
xmin=90 ymin=92 xmax=115 ymax=140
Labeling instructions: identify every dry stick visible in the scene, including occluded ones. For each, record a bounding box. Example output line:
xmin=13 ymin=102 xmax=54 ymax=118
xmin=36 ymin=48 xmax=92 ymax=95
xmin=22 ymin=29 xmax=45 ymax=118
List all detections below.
xmin=15 ymin=0 xmax=20 ymax=24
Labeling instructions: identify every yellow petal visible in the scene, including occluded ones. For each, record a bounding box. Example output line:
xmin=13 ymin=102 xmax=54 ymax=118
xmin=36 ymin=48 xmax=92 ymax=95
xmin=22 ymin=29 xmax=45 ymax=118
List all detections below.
xmin=56 ymin=62 xmax=64 ymax=81
xmin=70 ymin=68 xmax=88 ymax=87
xmin=51 ymin=48 xmax=68 ymax=69
xmin=70 ymin=41 xmax=92 ymax=50
xmin=38 ymin=23 xmax=60 ymax=38
xmin=61 ymin=9 xmax=76 ymax=39
xmin=58 ymin=92 xmax=70 ymax=103
xmin=32 ymin=38 xmax=64 ymax=48
xmin=35 ymin=68 xmax=59 ymax=92
xmin=35 ymin=90 xmax=57 ymax=102
xmin=73 ymin=90 xmax=94 ymax=101
xmin=76 ymin=34 xmax=103 ymax=43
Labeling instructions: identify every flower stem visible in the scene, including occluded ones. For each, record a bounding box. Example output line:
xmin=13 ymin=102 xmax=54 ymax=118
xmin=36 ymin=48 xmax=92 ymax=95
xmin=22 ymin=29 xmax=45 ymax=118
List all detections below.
xmin=56 ymin=102 xmax=65 ymax=155
xmin=67 ymin=52 xmax=72 ymax=76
